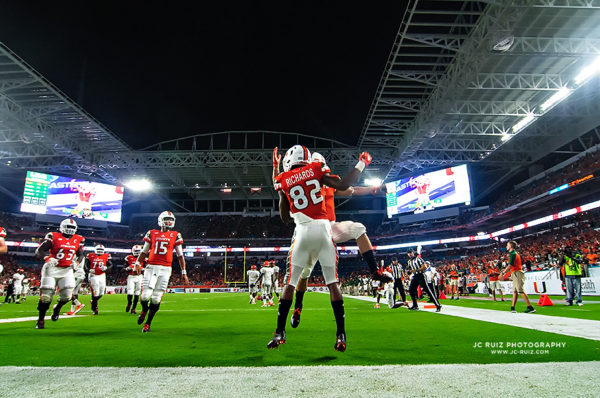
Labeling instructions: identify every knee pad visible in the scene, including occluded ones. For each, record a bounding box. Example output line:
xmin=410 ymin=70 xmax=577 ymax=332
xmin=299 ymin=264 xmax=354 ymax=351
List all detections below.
xmin=141 ymin=288 xmax=152 ymax=302
xmin=150 ymin=290 xmax=163 ymax=305
xmin=300 ymin=266 xmax=313 ymax=279
xmin=40 ymin=289 xmax=54 ymax=303
xmin=351 ymin=222 xmax=367 ymax=240
xmin=59 ymin=288 xmax=74 ymax=302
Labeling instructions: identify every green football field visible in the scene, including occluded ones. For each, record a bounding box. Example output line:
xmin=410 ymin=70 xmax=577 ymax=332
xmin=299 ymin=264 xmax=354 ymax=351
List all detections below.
xmin=0 ymin=293 xmax=598 ymax=367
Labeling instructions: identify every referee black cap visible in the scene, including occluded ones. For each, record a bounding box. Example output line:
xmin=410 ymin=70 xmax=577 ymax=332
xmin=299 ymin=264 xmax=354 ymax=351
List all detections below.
xmin=392 ymin=257 xmax=398 ymax=262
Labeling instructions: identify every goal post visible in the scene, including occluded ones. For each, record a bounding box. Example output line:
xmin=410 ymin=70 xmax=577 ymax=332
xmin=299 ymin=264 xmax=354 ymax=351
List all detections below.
xmin=224 ymin=248 xmax=246 ymax=285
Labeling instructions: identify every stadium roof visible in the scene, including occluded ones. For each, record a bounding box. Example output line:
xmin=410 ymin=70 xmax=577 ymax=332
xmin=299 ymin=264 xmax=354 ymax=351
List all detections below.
xmin=1 ymin=1 xmax=600 ymax=207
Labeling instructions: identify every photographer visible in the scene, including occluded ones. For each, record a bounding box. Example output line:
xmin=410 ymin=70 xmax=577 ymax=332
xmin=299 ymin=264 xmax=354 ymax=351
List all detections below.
xmin=560 ymin=246 xmax=584 ymax=306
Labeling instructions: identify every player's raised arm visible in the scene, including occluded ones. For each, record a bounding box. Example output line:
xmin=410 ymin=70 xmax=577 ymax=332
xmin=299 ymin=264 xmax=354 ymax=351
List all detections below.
xmin=278 ymin=191 xmax=293 ymax=224
xmin=272 ymin=147 xmax=282 ymax=184
xmin=322 ymin=152 xmax=372 ymax=191
xmin=34 ymin=235 xmax=53 ymax=260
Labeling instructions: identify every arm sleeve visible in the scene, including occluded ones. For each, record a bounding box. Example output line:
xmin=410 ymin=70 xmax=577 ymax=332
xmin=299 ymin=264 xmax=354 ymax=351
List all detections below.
xmin=143 ymin=231 xmax=152 ymax=244
xmin=175 ymin=245 xmax=184 ymax=257
xmin=141 ymin=242 xmax=151 ymax=254
xmin=175 ymin=233 xmax=183 ymax=246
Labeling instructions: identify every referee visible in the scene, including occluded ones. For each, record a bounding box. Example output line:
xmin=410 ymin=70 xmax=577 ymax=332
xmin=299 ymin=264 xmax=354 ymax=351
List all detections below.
xmin=390 ymin=258 xmax=407 ymax=305
xmin=406 ymin=248 xmax=441 ymax=312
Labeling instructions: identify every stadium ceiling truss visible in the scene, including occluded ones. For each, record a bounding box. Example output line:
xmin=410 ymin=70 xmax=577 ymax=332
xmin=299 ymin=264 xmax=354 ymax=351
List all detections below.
xmin=2 ymin=0 xmax=600 ymax=206
xmin=359 ymin=0 xmax=600 ymax=181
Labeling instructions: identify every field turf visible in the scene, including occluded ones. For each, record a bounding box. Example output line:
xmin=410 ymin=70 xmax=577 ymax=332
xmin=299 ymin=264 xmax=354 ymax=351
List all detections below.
xmin=0 ymin=293 xmax=598 ymax=367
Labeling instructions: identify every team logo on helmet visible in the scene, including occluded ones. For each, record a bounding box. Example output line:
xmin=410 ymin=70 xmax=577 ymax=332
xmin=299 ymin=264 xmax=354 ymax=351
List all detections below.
xmin=94 ymin=245 xmax=105 ymax=255
xmin=59 ymin=218 xmax=78 ymax=236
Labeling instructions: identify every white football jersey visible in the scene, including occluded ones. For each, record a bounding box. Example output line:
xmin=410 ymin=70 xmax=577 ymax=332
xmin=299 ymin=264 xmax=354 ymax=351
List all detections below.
xmin=271 ymin=266 xmax=280 ymax=283
xmin=23 ymin=278 xmax=30 ymax=286
xmin=260 ymin=267 xmax=274 ymax=285
xmin=247 ymin=270 xmax=260 ymax=284
xmin=12 ymin=273 xmax=24 ymax=286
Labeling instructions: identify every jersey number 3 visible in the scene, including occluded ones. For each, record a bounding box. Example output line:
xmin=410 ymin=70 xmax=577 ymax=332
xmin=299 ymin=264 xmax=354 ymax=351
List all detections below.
xmin=289 ymin=179 xmax=323 ymax=210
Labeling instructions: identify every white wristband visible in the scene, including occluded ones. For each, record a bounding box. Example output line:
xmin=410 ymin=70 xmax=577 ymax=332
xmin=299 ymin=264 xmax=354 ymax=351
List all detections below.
xmin=355 ymin=160 xmax=366 ymax=172
xmin=349 ymin=186 xmax=355 ymax=195
xmin=181 ymin=269 xmax=187 ymax=275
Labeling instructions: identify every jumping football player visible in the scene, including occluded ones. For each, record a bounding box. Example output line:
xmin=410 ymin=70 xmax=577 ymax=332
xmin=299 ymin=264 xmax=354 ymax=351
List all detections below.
xmin=246 ymin=264 xmax=260 ymax=304
xmin=34 ymin=218 xmax=85 ymax=329
xmin=125 ymin=245 xmax=145 ymax=313
xmin=86 ymin=245 xmax=112 ymax=315
xmin=267 ymin=144 xmax=370 ymax=351
xmin=280 ymin=151 xmax=392 ymax=328
xmin=0 ymin=226 xmax=7 ymax=254
xmin=135 ymin=211 xmax=189 ymax=332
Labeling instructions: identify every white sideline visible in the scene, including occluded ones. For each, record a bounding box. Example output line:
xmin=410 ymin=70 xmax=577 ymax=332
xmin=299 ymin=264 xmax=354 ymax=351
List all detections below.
xmin=0 ymin=315 xmax=88 ymax=324
xmin=346 ymin=295 xmax=600 ymax=341
xmin=0 ymin=362 xmax=598 ymax=398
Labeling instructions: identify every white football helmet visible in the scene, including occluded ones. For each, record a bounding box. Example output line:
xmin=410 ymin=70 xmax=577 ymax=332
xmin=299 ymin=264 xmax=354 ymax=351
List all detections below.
xmin=158 ymin=211 xmax=176 ymax=229
xmin=311 ymin=151 xmax=327 ymax=167
xmin=94 ymin=245 xmax=105 ymax=255
xmin=282 ymin=145 xmax=311 ymax=172
xmin=132 ymin=245 xmax=142 ymax=257
xmin=59 ymin=218 xmax=78 ymax=236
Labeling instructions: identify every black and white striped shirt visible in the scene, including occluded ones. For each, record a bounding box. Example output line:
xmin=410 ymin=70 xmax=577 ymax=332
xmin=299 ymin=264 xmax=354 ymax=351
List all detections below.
xmin=390 ymin=262 xmax=403 ymax=280
xmin=406 ymin=256 xmax=425 ymax=274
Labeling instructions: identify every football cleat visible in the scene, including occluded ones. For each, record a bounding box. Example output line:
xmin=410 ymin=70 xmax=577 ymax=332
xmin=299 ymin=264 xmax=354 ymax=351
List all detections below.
xmin=267 ymin=330 xmax=286 ymax=349
xmin=290 ymin=308 xmax=302 ymax=328
xmin=371 ymin=270 xmax=393 ymax=284
xmin=142 ymin=324 xmax=151 ymax=333
xmin=126 ymin=304 xmax=131 ymax=313
xmin=93 ymin=308 xmax=99 ymax=315
xmin=137 ymin=310 xmax=147 ymax=325
xmin=35 ymin=320 xmax=45 ymax=329
xmin=73 ymin=304 xmax=84 ymax=315
xmin=577 ymin=302 xmax=583 ymax=306
xmin=436 ymin=305 xmax=442 ymax=313
xmin=261 ymin=303 xmax=268 ymax=308
xmin=334 ymin=333 xmax=346 ymax=352
xmin=374 ymin=303 xmax=380 ymax=309
xmin=409 ymin=305 xmax=419 ymax=311
xmin=130 ymin=309 xmax=137 ymax=314
xmin=66 ymin=308 xmax=75 ymax=316
xmin=51 ymin=305 xmax=60 ymax=322
xmin=510 ymin=307 xmax=516 ymax=313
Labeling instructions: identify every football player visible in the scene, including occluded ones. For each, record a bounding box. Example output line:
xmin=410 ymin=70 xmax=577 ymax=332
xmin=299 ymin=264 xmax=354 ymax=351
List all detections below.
xmin=21 ymin=275 xmax=30 ymax=301
xmin=258 ymin=261 xmax=274 ymax=307
xmin=125 ymin=245 xmax=145 ymax=313
xmin=134 ymin=211 xmax=189 ymax=333
xmin=0 ymin=226 xmax=7 ymax=254
xmin=283 ymin=151 xmax=392 ymax=328
xmin=86 ymin=244 xmax=112 ymax=315
xmin=12 ymin=268 xmax=24 ymax=304
xmin=66 ymin=254 xmax=87 ymax=315
xmin=246 ymin=264 xmax=260 ymax=304
xmin=34 ymin=218 xmax=85 ymax=329
xmin=270 ymin=260 xmax=280 ymax=303
xmin=267 ymin=145 xmax=369 ymax=351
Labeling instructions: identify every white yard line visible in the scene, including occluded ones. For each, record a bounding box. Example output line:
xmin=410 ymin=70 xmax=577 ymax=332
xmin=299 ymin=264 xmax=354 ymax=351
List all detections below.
xmin=346 ymin=295 xmax=600 ymax=341
xmin=0 ymin=315 xmax=89 ymax=324
xmin=0 ymin=363 xmax=598 ymax=398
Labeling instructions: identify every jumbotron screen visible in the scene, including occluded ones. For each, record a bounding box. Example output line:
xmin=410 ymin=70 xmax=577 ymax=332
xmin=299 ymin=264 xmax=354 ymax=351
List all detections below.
xmin=20 ymin=171 xmax=125 ymax=222
xmin=385 ymin=164 xmax=471 ymax=217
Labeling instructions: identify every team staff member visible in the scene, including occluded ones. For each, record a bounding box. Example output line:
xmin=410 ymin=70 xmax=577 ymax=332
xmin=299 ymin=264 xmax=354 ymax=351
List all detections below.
xmin=390 ymin=257 xmax=407 ymax=306
xmin=501 ymin=241 xmax=535 ymax=313
xmin=560 ymin=247 xmax=583 ymax=306
xmin=406 ymin=247 xmax=441 ymax=312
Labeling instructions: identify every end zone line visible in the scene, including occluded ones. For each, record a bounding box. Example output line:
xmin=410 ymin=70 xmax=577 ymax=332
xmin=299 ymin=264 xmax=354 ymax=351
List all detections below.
xmin=0 ymin=315 xmax=89 ymax=324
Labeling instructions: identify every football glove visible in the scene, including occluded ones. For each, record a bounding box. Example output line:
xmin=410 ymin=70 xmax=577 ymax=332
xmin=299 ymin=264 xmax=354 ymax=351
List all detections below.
xmin=273 ymin=147 xmax=282 ymax=168
xmin=358 ymin=152 xmax=373 ymax=167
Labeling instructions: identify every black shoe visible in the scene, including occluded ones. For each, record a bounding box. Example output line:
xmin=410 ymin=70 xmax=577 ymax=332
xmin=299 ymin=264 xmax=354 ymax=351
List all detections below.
xmin=456 ymin=297 xmax=459 ymax=300
xmin=409 ymin=306 xmax=419 ymax=311
xmin=436 ymin=305 xmax=442 ymax=312
xmin=15 ymin=302 xmax=21 ymax=304
xmin=267 ymin=330 xmax=286 ymax=349
xmin=51 ymin=305 xmax=60 ymax=322
xmin=137 ymin=310 xmax=147 ymax=325
xmin=524 ymin=306 xmax=536 ymax=314
xmin=566 ymin=302 xmax=573 ymax=306
xmin=290 ymin=308 xmax=302 ymax=328
xmin=125 ymin=304 xmax=131 ymax=313
xmin=511 ymin=307 xmax=516 ymax=313
xmin=450 ymin=297 xmax=454 ymax=300
xmin=35 ymin=320 xmax=45 ymax=329
xmin=371 ymin=270 xmax=393 ymax=284
xmin=334 ymin=333 xmax=346 ymax=352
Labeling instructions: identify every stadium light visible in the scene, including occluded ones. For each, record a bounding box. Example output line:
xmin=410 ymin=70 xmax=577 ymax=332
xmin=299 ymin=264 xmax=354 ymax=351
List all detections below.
xmin=500 ymin=133 xmax=512 ymax=142
xmin=540 ymin=87 xmax=572 ymax=113
xmin=511 ymin=114 xmax=536 ymax=134
xmin=365 ymin=178 xmax=382 ymax=187
xmin=124 ymin=178 xmax=153 ymax=192
xmin=574 ymin=55 xmax=600 ymax=85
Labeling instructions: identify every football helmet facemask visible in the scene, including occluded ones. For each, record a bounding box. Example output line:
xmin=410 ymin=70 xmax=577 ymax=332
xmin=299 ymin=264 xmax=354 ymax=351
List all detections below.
xmin=132 ymin=245 xmax=143 ymax=257
xmin=59 ymin=218 xmax=78 ymax=237
xmin=158 ymin=211 xmax=176 ymax=229
xmin=94 ymin=245 xmax=105 ymax=255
